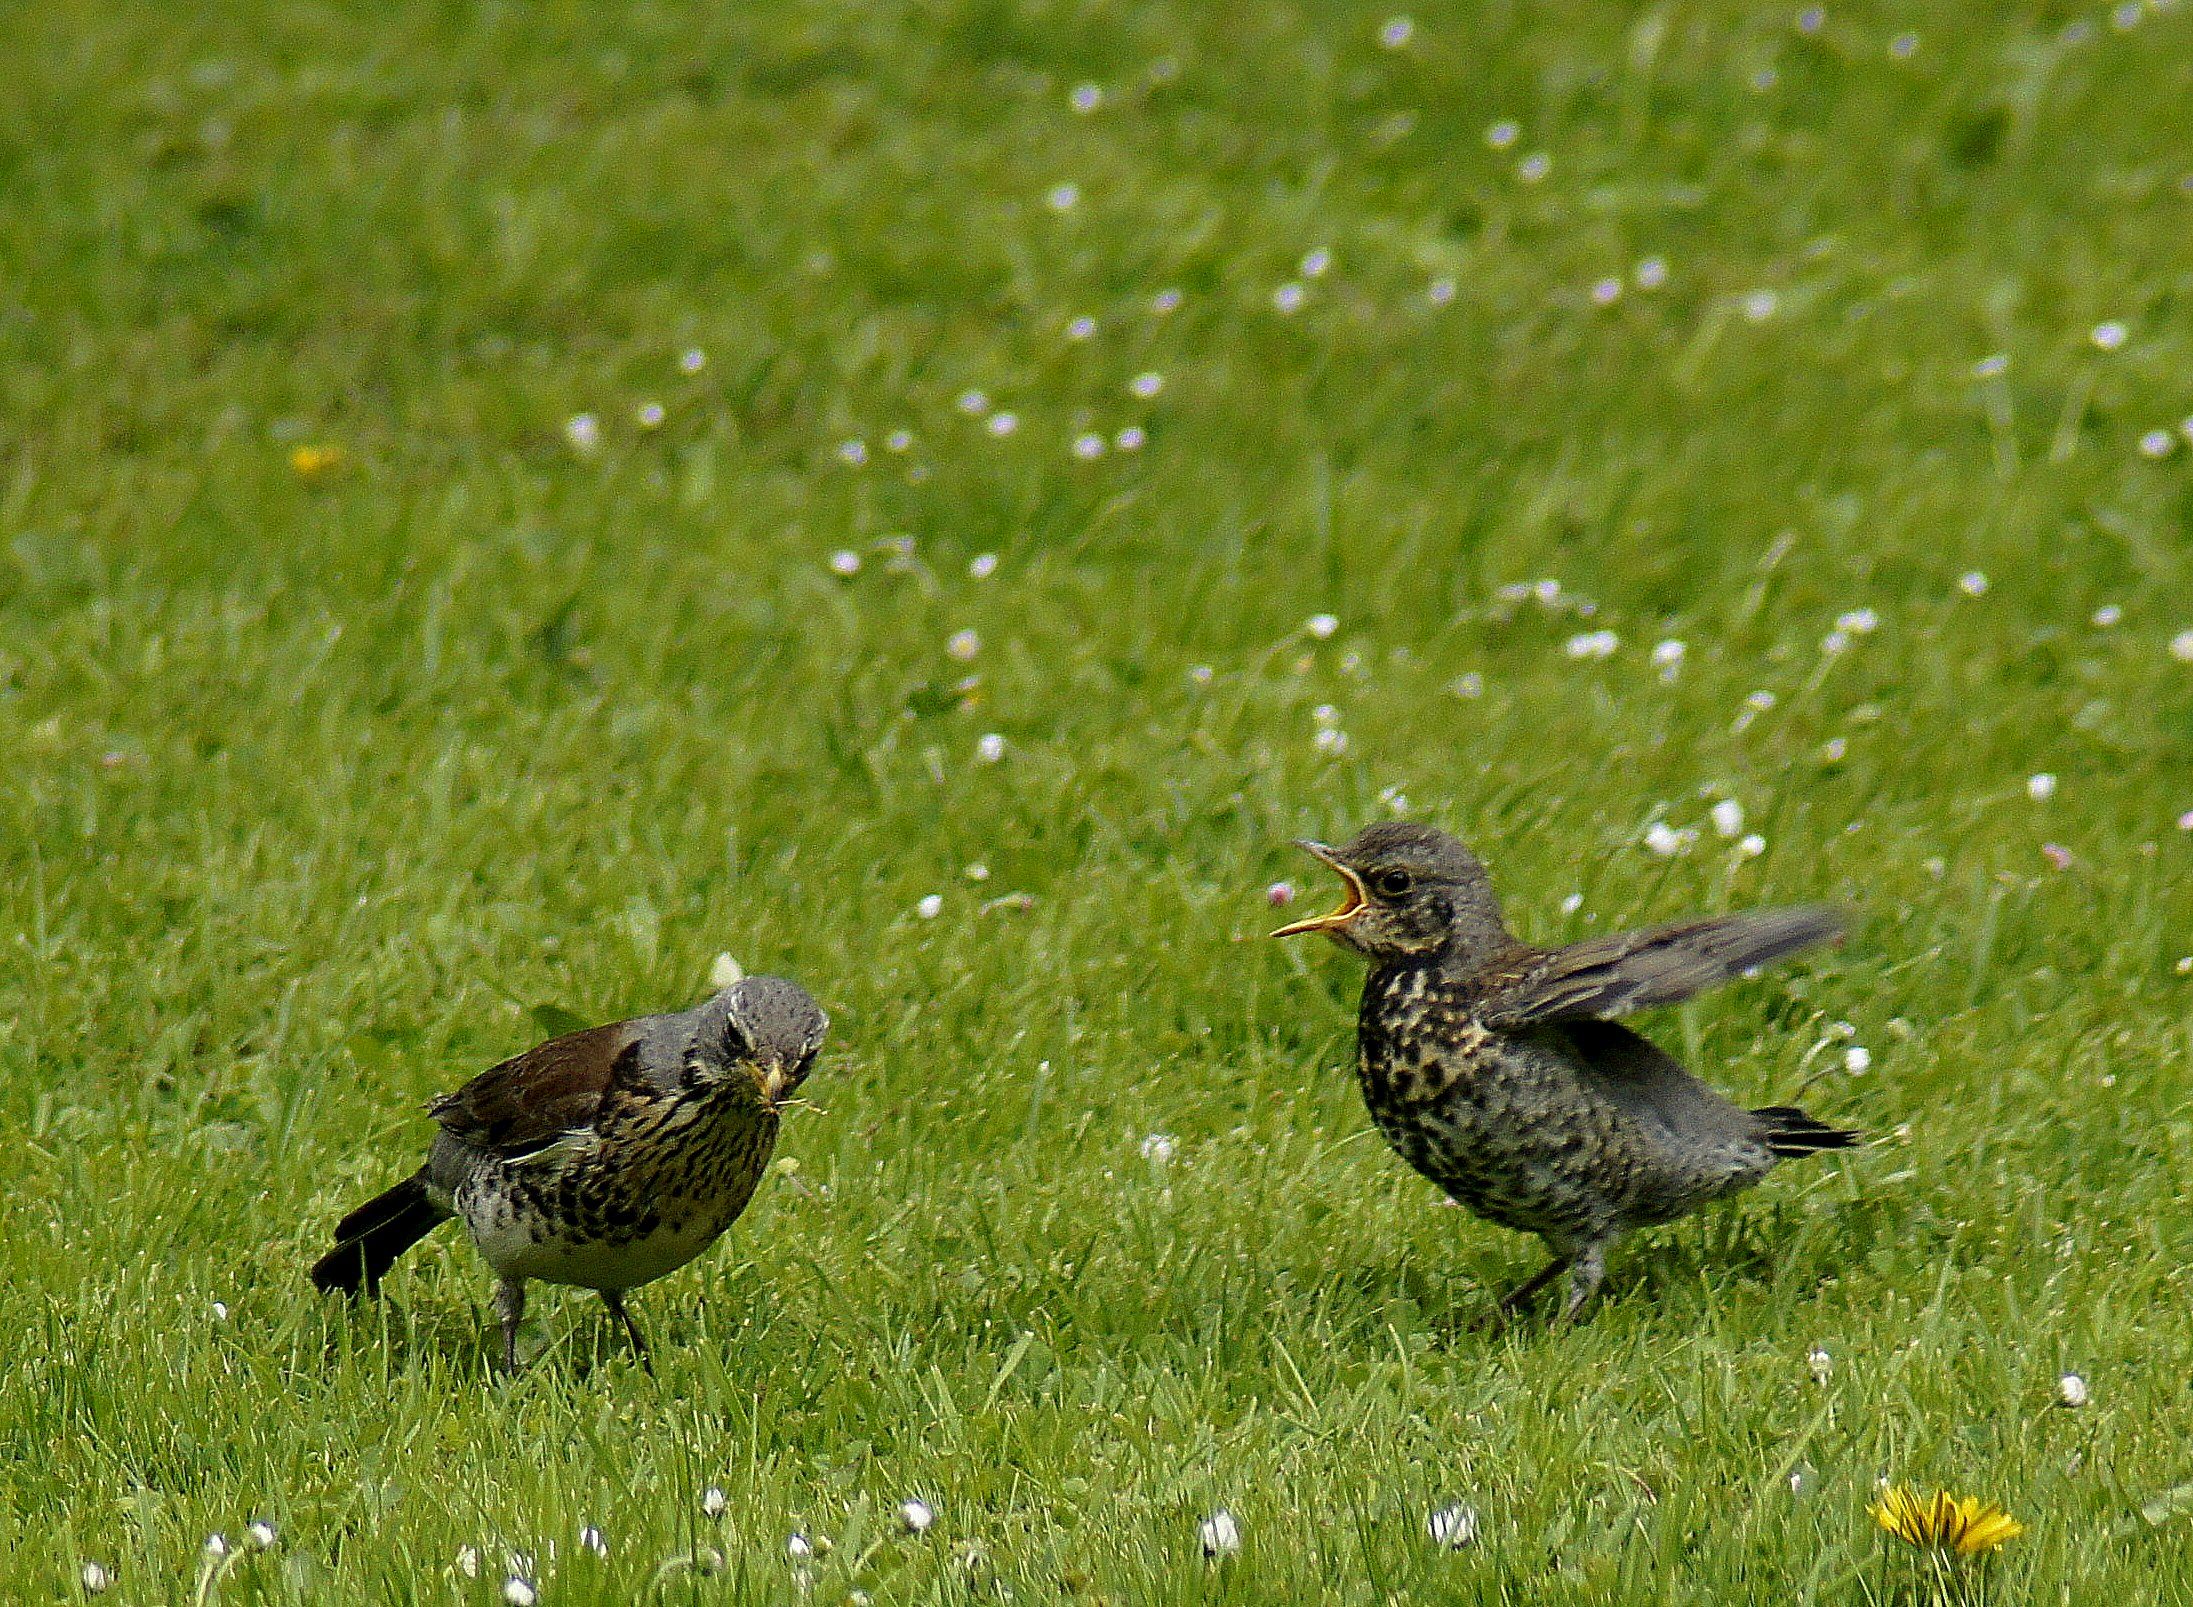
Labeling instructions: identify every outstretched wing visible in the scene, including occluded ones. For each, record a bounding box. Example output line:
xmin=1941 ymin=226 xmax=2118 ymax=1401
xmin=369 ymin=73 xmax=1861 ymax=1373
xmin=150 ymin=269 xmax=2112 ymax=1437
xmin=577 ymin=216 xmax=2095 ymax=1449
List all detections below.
xmin=427 ymin=1021 xmax=645 ymax=1160
xmin=1478 ymin=906 xmax=1844 ymax=1030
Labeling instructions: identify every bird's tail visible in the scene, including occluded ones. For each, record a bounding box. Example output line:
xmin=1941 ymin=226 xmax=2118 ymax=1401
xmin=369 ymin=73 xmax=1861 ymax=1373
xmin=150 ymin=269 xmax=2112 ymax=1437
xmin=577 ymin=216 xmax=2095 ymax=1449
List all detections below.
xmin=1753 ymin=1105 xmax=1862 ymax=1159
xmin=309 ymin=1173 xmax=447 ymax=1295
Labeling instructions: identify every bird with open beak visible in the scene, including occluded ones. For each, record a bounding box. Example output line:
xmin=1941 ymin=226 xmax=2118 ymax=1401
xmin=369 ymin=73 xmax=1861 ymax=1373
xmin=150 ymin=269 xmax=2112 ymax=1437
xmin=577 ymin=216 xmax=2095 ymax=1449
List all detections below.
xmin=311 ymin=975 xmax=827 ymax=1371
xmin=1276 ymin=822 xmax=1856 ymax=1323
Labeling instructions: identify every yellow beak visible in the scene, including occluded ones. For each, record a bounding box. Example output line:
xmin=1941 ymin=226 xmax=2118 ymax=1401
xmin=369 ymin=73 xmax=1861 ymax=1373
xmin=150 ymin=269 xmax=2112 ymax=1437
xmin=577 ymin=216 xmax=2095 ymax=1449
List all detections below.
xmin=1269 ymin=840 xmax=1368 ymax=938
xmin=760 ymin=1060 xmax=794 ymax=1108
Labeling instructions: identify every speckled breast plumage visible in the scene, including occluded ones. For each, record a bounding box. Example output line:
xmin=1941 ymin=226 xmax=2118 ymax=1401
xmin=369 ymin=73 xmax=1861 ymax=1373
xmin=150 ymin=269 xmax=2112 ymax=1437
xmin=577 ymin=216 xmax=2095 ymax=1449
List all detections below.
xmin=448 ymin=1087 xmax=778 ymax=1292
xmin=1357 ymin=961 xmax=1645 ymax=1252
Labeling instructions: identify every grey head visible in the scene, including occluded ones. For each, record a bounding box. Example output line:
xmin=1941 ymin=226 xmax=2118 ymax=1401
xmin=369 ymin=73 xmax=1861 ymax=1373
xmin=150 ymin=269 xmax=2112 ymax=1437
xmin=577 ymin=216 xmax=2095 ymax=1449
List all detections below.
xmin=676 ymin=974 xmax=830 ymax=1108
xmin=1272 ymin=822 xmax=1511 ymax=965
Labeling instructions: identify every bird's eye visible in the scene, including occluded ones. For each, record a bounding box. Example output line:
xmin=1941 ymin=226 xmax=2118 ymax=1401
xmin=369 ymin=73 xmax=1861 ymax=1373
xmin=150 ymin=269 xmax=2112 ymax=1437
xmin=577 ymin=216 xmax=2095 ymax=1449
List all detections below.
xmin=1373 ymin=869 xmax=1414 ymax=899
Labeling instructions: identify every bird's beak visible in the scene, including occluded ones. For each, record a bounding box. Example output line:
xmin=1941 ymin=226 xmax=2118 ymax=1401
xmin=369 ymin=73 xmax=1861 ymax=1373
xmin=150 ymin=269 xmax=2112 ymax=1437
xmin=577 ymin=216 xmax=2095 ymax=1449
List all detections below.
xmin=1270 ymin=840 xmax=1367 ymax=939
xmin=760 ymin=1059 xmax=794 ymax=1108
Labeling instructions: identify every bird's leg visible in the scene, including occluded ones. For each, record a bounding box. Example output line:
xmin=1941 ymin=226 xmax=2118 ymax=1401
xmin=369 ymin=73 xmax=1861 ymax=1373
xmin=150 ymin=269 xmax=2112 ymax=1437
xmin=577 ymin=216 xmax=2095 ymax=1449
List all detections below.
xmin=602 ymin=1289 xmax=652 ymax=1374
xmin=494 ymin=1277 xmax=527 ymax=1374
xmin=1558 ymin=1245 xmax=1607 ymax=1323
xmin=1471 ymin=1256 xmax=1569 ymax=1331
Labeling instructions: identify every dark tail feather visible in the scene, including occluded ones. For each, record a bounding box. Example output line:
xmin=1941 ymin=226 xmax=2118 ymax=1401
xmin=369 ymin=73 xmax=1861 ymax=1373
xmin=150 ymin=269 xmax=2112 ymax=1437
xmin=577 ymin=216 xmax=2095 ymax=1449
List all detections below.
xmin=310 ymin=1174 xmax=447 ymax=1295
xmin=1753 ymin=1105 xmax=1862 ymax=1159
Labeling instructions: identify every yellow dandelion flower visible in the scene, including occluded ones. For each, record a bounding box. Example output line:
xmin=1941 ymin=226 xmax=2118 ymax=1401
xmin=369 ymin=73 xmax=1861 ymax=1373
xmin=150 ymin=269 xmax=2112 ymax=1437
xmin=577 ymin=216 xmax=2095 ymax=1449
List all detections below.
xmin=289 ymin=444 xmax=346 ymax=481
xmin=1871 ymin=1485 xmax=2024 ymax=1557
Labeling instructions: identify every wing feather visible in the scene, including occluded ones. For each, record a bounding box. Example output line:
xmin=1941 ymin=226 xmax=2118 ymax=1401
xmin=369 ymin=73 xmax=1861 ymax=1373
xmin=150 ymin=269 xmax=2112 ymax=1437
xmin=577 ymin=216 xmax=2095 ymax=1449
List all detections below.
xmin=427 ymin=1021 xmax=645 ymax=1160
xmin=1478 ymin=905 xmax=1844 ymax=1030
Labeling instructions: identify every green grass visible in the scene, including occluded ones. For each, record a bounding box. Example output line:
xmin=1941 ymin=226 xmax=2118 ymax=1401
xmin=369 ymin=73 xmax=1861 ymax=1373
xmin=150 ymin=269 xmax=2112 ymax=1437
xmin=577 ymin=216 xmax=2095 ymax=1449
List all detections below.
xmin=5 ymin=0 xmax=2193 ymax=1599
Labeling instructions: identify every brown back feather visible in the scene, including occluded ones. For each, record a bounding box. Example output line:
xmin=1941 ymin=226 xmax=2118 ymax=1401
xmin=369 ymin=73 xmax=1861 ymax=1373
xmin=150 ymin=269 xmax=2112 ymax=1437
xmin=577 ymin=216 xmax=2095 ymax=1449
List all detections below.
xmin=427 ymin=1021 xmax=646 ymax=1159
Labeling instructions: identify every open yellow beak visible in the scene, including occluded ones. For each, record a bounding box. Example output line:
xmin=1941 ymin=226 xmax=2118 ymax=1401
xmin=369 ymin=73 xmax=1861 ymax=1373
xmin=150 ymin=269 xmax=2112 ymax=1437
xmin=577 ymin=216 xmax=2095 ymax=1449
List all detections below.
xmin=1269 ymin=840 xmax=1368 ymax=938
xmin=760 ymin=1060 xmax=794 ymax=1108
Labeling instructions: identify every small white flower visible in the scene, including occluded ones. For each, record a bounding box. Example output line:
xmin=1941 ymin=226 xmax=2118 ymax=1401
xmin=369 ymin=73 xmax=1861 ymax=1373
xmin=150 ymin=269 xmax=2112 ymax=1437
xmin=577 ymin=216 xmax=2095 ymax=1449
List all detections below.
xmin=2058 ymin=1372 xmax=2090 ymax=1407
xmin=1072 ymin=432 xmax=1107 ymax=460
xmin=900 ymin=1498 xmax=935 ymax=1534
xmin=1152 ymin=287 xmax=1183 ymax=314
xmin=204 ymin=1535 xmax=230 ymax=1560
xmin=1820 ymin=630 xmax=1850 ymax=656
xmin=702 ymin=1487 xmax=729 ymax=1518
xmin=985 ymin=410 xmax=1019 ymax=438
xmin=965 ymin=862 xmax=989 ymax=881
xmin=211 ymin=1301 xmax=229 ymax=1321
xmin=1973 ymin=353 xmax=2010 ymax=378
xmin=975 ymin=733 xmax=1006 ymax=764
xmin=1426 ymin=1503 xmax=1478 ymax=1548
xmin=956 ymin=388 xmax=990 ymax=416
xmin=1710 ymin=799 xmax=1745 ymax=839
xmin=1199 ymin=1510 xmax=1241 ymax=1559
xmin=885 ymin=429 xmax=913 ymax=453
xmin=1272 ymin=281 xmax=1306 ymax=313
xmin=1888 ymin=30 xmax=1919 ymax=57
xmin=968 ymin=553 xmax=1000 ymax=580
xmin=828 ymin=549 xmax=861 ymax=578
xmin=564 ymin=413 xmax=601 ymax=453
xmin=2172 ymin=630 xmax=2193 ymax=663
xmin=2028 ymin=772 xmax=2058 ymax=802
xmin=1820 ymin=736 xmax=1847 ymax=762
xmin=1634 ymin=255 xmax=1669 ymax=290
xmin=1188 ymin=663 xmax=1214 ymax=685
xmin=635 ymin=401 xmax=665 ymax=430
xmin=80 ymin=1562 xmax=111 ymax=1595
xmin=1140 ymin=1132 xmax=1177 ymax=1164
xmin=1069 ymin=82 xmax=1102 ymax=113
xmin=1532 ymin=578 xmax=1563 ymax=606
xmin=1305 ymin=613 xmax=1340 ymax=640
xmin=916 ymin=894 xmax=944 ymax=920
xmin=1066 ymin=314 xmax=1097 ymax=341
xmin=2091 ymin=603 xmax=2121 ymax=627
xmin=1736 ymin=833 xmax=1767 ymax=858
xmin=1643 ymin=822 xmax=1695 ymax=857
xmin=1590 ymin=276 xmax=1622 ymax=306
xmin=947 ymin=629 xmax=982 ymax=661
xmin=1795 ymin=6 xmax=1825 ymax=33
xmin=1378 ymin=15 xmax=1415 ymax=48
xmin=1516 ymin=151 xmax=1552 ymax=183
xmin=1808 ymin=1345 xmax=1833 ymax=1383
xmin=1300 ymin=247 xmax=1333 ymax=278
xmin=1485 ymin=119 xmax=1520 ymax=149
xmin=1651 ymin=639 xmax=1686 ymax=681
xmin=2091 ymin=320 xmax=2128 ymax=351
xmin=1560 ymin=892 xmax=1584 ymax=914
xmin=1311 ymin=703 xmax=1341 ymax=728
xmin=2140 ymin=429 xmax=2175 ymax=459
xmin=1427 ymin=276 xmax=1457 ymax=306
xmin=679 ymin=347 xmax=707 ymax=374
xmin=838 ymin=439 xmax=868 ymax=466
xmin=1129 ymin=371 xmax=1165 ymax=399
xmin=1114 ymin=425 xmax=1146 ymax=452
xmin=1564 ymin=630 xmax=1619 ymax=659
xmin=1836 ymin=608 xmax=1880 ymax=633
xmin=1045 ymin=182 xmax=1081 ymax=212
xmin=503 ymin=1578 xmax=538 ymax=1607
xmin=246 ymin=1520 xmax=278 ymax=1550
xmin=1844 ymin=1045 xmax=1871 ymax=1074
xmin=457 ymin=1545 xmax=482 ymax=1578
xmin=1957 ymin=571 xmax=1989 ymax=596
xmin=787 ymin=1533 xmax=815 ymax=1560
xmin=1313 ymin=727 xmax=1350 ymax=756
xmin=579 ymin=1526 xmax=608 ymax=1558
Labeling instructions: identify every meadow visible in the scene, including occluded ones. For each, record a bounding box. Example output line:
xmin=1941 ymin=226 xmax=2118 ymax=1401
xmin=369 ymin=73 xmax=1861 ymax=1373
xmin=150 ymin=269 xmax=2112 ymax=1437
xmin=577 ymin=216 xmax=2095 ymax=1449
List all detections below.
xmin=4 ymin=0 xmax=2193 ymax=1599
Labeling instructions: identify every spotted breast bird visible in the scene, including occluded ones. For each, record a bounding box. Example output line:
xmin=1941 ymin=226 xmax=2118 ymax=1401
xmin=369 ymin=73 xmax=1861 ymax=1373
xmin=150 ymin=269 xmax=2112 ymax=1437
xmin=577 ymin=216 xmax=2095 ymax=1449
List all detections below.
xmin=311 ymin=975 xmax=827 ymax=1371
xmin=1274 ymin=823 xmax=1856 ymax=1322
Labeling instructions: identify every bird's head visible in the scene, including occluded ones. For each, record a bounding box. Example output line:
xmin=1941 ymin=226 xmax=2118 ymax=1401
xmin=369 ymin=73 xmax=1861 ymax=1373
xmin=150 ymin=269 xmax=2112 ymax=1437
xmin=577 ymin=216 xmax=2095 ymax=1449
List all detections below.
xmin=1271 ymin=822 xmax=1507 ymax=963
xmin=690 ymin=975 xmax=829 ymax=1109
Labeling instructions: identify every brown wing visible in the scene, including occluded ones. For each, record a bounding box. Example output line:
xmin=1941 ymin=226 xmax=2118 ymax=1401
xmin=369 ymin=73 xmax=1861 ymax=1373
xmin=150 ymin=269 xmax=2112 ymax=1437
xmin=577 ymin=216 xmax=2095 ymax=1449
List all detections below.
xmin=427 ymin=1021 xmax=645 ymax=1160
xmin=1477 ymin=906 xmax=1844 ymax=1031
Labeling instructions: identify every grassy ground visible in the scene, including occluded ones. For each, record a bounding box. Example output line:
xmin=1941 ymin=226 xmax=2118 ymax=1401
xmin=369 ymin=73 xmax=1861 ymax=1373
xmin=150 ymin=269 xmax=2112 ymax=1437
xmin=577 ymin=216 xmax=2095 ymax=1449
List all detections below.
xmin=4 ymin=0 xmax=2193 ymax=1600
